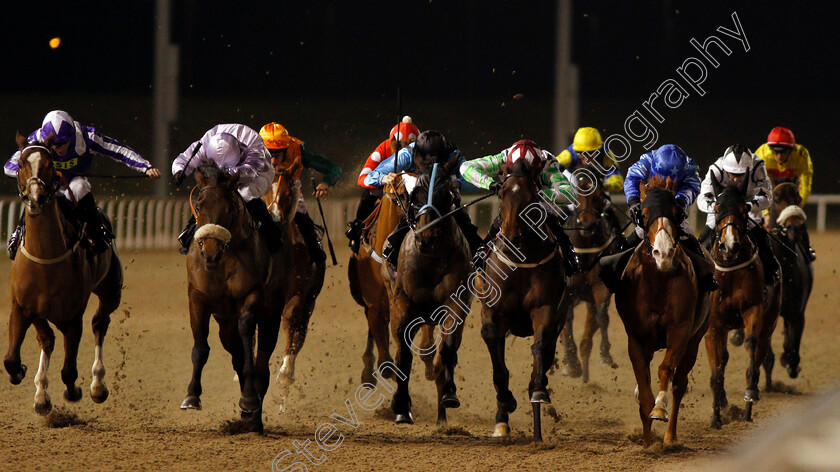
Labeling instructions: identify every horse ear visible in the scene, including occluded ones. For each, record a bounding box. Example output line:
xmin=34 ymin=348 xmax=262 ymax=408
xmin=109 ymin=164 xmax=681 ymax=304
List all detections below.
xmin=228 ymin=171 xmax=241 ymax=190
xmin=43 ymin=132 xmax=55 ymax=149
xmin=710 ymin=171 xmax=723 ymax=196
xmin=666 ymin=176 xmax=675 ymax=192
xmin=15 ymin=131 xmax=27 ymax=149
xmin=442 ymin=157 xmax=459 ymax=176
xmin=639 ymin=180 xmax=648 ymax=200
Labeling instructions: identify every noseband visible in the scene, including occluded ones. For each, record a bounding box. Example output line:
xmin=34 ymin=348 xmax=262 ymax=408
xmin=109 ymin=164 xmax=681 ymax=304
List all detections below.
xmin=18 ymin=146 xmax=57 ymax=208
xmin=190 ymin=183 xmax=244 ymax=251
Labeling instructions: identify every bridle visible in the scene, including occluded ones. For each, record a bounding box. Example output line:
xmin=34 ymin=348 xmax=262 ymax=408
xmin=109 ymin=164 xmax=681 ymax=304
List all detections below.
xmin=189 ymin=183 xmax=246 ymax=252
xmin=18 ymin=146 xmax=57 ymax=209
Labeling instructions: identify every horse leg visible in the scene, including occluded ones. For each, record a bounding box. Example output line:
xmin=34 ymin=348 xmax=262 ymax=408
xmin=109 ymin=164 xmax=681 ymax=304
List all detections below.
xmin=4 ymin=302 xmax=31 ymax=385
xmin=217 ymin=319 xmax=245 ymax=391
xmin=90 ymin=251 xmax=122 ymax=404
xmin=181 ymin=289 xmax=211 ymax=410
xmin=371 ymin=300 xmax=394 ymax=379
xmin=781 ymin=315 xmax=804 ymax=379
xmin=628 ymin=336 xmax=655 ymax=448
xmin=251 ymin=306 xmax=283 ymax=434
xmin=32 ymin=318 xmax=55 ymax=415
xmin=529 ymin=306 xmax=560 ymax=442
xmin=743 ymin=307 xmax=771 ymax=422
xmin=704 ymin=323 xmax=730 ymax=429
xmin=579 ymin=296 xmax=598 ymax=384
xmin=763 ymin=344 xmax=775 ymax=392
xmin=420 ymin=325 xmax=437 ymax=382
xmin=653 ymin=330 xmax=690 ymax=423
xmin=594 ymin=285 xmax=616 ymax=368
xmin=481 ymin=316 xmax=515 ymax=438
xmin=361 ymin=327 xmax=376 ymax=385
xmin=237 ymin=292 xmax=263 ymax=414
xmin=665 ymin=327 xmax=704 ymax=446
xmin=435 ymin=313 xmax=465 ymax=425
xmin=561 ymin=305 xmax=582 ymax=378
xmin=59 ymin=316 xmax=84 ymax=402
xmin=391 ymin=312 xmax=420 ymax=424
xmin=277 ymin=296 xmax=302 ymax=387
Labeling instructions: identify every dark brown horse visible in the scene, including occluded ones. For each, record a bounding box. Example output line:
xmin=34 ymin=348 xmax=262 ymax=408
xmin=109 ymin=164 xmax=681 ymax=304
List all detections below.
xmin=479 ymin=159 xmax=566 ymax=441
xmin=389 ymin=159 xmax=471 ymax=425
xmin=561 ymin=177 xmax=618 ymax=383
xmin=5 ymin=133 xmax=122 ymax=415
xmin=262 ymin=158 xmax=325 ymax=395
xmin=704 ymin=174 xmax=781 ymax=427
xmin=615 ymin=176 xmax=710 ymax=448
xmin=762 ymin=180 xmax=813 ymax=384
xmin=180 ymin=160 xmax=289 ymax=433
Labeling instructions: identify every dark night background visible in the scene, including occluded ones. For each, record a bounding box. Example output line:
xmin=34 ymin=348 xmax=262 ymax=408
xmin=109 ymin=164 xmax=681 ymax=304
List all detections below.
xmin=1 ymin=0 xmax=837 ymax=201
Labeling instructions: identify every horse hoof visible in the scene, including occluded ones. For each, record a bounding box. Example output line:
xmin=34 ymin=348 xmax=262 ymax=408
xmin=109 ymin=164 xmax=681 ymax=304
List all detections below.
xmin=91 ymin=385 xmax=109 ymax=404
xmin=744 ymin=388 xmax=760 ymax=403
xmin=787 ymin=365 xmax=801 ymax=379
xmin=729 ymin=329 xmax=745 ymax=347
xmin=492 ymin=422 xmax=510 ymax=438
xmin=562 ymin=363 xmax=583 ymax=378
xmin=650 ymin=407 xmax=669 ymax=422
xmin=64 ymin=385 xmax=83 ymax=402
xmin=530 ymin=390 xmax=551 ymax=404
xmin=710 ymin=416 xmax=722 ymax=429
xmin=277 ymin=373 xmax=295 ymax=387
xmin=34 ymin=399 xmax=53 ymax=416
xmin=440 ymin=393 xmax=460 ymax=409
xmin=600 ymin=355 xmax=618 ymax=368
xmin=395 ymin=412 xmax=414 ymax=424
xmin=180 ymin=396 xmax=202 ymax=410
xmin=239 ymin=396 xmax=262 ymax=413
xmin=6 ymin=363 xmax=27 ymax=385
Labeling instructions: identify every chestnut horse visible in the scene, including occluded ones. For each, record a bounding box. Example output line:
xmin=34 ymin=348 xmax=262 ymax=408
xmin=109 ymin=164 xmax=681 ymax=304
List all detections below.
xmin=180 ymin=160 xmax=289 ymax=433
xmin=5 ymin=134 xmax=122 ymax=415
xmin=561 ymin=177 xmax=618 ymax=383
xmin=615 ymin=176 xmax=710 ymax=448
xmin=479 ymin=159 xmax=566 ymax=441
xmin=704 ymin=174 xmax=781 ymax=427
xmin=388 ymin=160 xmax=471 ymax=425
xmin=762 ymin=180 xmax=813 ymax=384
xmin=262 ymin=158 xmax=325 ymax=391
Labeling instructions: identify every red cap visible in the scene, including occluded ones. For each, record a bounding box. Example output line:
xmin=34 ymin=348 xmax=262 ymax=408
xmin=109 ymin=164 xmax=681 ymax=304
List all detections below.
xmin=767 ymin=127 xmax=795 ymax=147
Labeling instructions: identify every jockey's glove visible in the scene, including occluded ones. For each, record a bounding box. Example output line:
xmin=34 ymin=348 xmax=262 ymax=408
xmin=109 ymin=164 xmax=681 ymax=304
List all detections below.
xmin=174 ymin=170 xmax=186 ymax=186
xmin=489 ymin=181 xmax=502 ymax=194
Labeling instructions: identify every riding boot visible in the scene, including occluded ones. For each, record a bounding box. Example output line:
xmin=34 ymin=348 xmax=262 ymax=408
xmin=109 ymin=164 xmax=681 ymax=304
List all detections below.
xmin=472 ymin=216 xmax=501 ymax=271
xmin=603 ymin=205 xmax=628 ymax=251
xmin=598 ymin=231 xmax=641 ymax=293
xmin=699 ymin=225 xmax=714 ymax=251
xmin=345 ymin=219 xmax=363 ymax=254
xmin=452 ymin=209 xmax=483 ymax=256
xmin=800 ymin=225 xmax=816 ymax=261
xmin=680 ymin=233 xmax=719 ymax=292
xmin=346 ymin=190 xmax=380 ymax=254
xmin=749 ymin=226 xmax=780 ymax=284
xmin=178 ymin=216 xmax=197 ymax=255
xmin=7 ymin=221 xmax=24 ymax=260
xmin=383 ymin=217 xmax=410 ymax=270
xmin=294 ymin=211 xmax=326 ymax=263
xmin=77 ymin=194 xmax=109 ymax=252
xmin=547 ymin=216 xmax=580 ymax=275
xmin=246 ymin=198 xmax=284 ymax=253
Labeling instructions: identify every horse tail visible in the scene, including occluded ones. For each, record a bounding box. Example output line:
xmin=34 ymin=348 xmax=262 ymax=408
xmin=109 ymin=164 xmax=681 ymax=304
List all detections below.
xmin=348 ymin=254 xmax=366 ymax=308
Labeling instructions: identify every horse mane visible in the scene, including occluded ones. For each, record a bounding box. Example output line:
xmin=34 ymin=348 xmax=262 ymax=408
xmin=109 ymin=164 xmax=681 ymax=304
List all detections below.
xmin=197 ymin=159 xmax=230 ymax=185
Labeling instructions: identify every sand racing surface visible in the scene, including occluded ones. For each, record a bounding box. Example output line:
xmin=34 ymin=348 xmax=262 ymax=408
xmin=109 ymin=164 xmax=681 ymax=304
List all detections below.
xmin=0 ymin=233 xmax=838 ymax=471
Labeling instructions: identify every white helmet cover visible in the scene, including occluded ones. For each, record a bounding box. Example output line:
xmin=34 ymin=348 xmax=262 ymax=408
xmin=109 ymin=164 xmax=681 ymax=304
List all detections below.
xmin=720 ymin=144 xmax=754 ymax=174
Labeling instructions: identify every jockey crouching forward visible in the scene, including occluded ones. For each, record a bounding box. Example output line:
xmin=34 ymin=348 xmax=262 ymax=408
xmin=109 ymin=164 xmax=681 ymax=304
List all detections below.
xmin=601 ymin=144 xmax=718 ymax=293
xmin=365 ymin=130 xmax=483 ymax=270
xmin=173 ymin=124 xmax=283 ymax=254
xmin=460 ymin=139 xmax=581 ymax=275
xmin=697 ymin=144 xmax=779 ymax=284
xmin=5 ymin=110 xmax=161 ymax=259
xmin=259 ymin=122 xmax=342 ymax=263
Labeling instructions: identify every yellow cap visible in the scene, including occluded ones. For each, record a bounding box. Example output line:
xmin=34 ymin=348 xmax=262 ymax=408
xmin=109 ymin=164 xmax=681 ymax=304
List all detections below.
xmin=572 ymin=127 xmax=603 ymax=152
xmin=260 ymin=122 xmax=297 ymax=149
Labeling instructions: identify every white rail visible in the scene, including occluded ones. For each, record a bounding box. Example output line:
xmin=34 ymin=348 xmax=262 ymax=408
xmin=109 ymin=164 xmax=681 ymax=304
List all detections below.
xmin=0 ymin=194 xmax=837 ymax=251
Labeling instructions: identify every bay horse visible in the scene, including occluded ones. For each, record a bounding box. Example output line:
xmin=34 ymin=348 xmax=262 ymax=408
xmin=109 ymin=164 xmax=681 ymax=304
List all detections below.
xmin=704 ymin=173 xmax=781 ymax=427
xmin=389 ymin=160 xmax=471 ymax=425
xmin=262 ymin=158 xmax=326 ymax=390
xmin=615 ymin=175 xmax=710 ymax=448
xmin=762 ymin=179 xmax=813 ymax=384
xmin=180 ymin=160 xmax=289 ymax=433
xmin=5 ymin=133 xmax=122 ymax=415
xmin=479 ymin=159 xmax=566 ymax=441
xmin=560 ymin=176 xmax=618 ymax=383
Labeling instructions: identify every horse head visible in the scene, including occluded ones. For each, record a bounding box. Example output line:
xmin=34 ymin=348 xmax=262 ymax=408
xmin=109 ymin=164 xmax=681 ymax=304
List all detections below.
xmin=410 ymin=159 xmax=457 ymax=255
xmin=191 ymin=159 xmax=243 ymax=268
xmin=570 ymin=176 xmax=608 ymax=238
xmin=267 ymin=157 xmax=302 ymax=223
xmin=711 ymin=169 xmax=750 ymax=262
xmin=639 ymin=175 xmax=681 ymax=270
xmin=16 ymin=132 xmax=57 ymax=216
xmin=499 ymin=159 xmax=544 ymax=247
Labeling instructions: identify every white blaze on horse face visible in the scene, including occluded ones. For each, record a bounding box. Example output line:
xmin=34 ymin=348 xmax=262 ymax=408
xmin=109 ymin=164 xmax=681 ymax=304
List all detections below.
xmin=34 ymin=349 xmax=51 ymax=410
xmin=722 ymin=224 xmax=737 ymax=253
xmin=26 ymin=151 xmax=43 ymax=198
xmin=651 ymin=219 xmax=677 ymax=270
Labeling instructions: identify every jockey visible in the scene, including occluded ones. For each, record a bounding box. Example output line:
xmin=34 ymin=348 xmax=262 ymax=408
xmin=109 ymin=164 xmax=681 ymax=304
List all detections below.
xmin=609 ymin=144 xmax=717 ymax=292
xmin=557 ymin=126 xmax=628 ymax=249
xmin=365 ymin=130 xmax=483 ymax=268
xmin=172 ymin=123 xmax=283 ymax=254
xmin=5 ymin=110 xmax=161 ymax=259
xmin=697 ymin=145 xmax=779 ymax=283
xmin=754 ymin=126 xmax=816 ymax=261
xmin=259 ymin=122 xmax=342 ymax=263
xmin=345 ymin=116 xmax=419 ymax=253
xmin=460 ymin=139 xmax=581 ymax=274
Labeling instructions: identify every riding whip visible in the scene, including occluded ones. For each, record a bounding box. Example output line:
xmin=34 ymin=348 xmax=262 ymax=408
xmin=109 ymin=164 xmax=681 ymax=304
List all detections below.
xmin=174 ymin=142 xmax=202 ymax=186
xmin=311 ymin=177 xmax=338 ymax=265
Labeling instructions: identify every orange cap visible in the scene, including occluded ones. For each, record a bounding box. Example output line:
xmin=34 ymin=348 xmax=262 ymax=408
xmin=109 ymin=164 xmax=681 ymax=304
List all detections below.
xmin=260 ymin=122 xmax=301 ymax=149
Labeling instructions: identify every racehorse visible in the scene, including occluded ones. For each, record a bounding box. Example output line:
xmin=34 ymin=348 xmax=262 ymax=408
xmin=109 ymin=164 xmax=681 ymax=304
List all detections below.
xmin=615 ymin=175 xmax=710 ymax=448
xmin=560 ymin=177 xmax=618 ymax=383
xmin=762 ymin=179 xmax=813 ymax=384
xmin=263 ymin=158 xmax=326 ymax=390
xmin=348 ymin=174 xmax=438 ymax=386
xmin=388 ymin=159 xmax=471 ymax=425
xmin=704 ymin=173 xmax=781 ymax=427
xmin=180 ymin=160 xmax=289 ymax=433
xmin=5 ymin=133 xmax=122 ymax=415
xmin=479 ymin=159 xmax=566 ymax=441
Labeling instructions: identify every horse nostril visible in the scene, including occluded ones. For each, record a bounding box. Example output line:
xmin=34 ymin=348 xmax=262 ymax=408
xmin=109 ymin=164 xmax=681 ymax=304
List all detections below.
xmin=653 ymin=249 xmax=660 ymax=257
